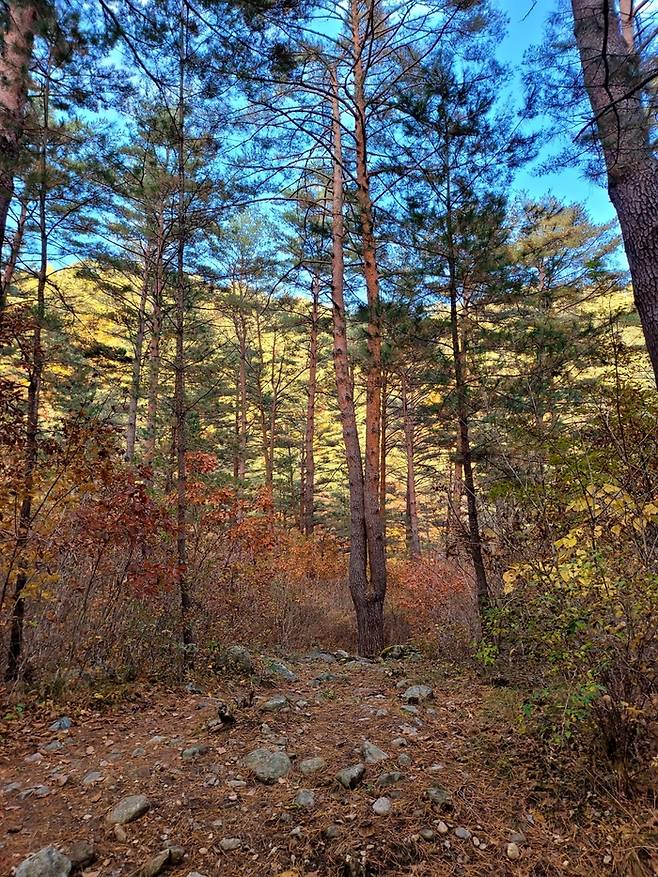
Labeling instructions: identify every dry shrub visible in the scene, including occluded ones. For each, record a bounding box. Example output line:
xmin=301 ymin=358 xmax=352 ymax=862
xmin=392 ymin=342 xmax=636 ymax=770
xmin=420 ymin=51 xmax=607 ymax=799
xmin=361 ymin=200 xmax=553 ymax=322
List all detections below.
xmin=387 ymin=551 xmax=477 ymax=656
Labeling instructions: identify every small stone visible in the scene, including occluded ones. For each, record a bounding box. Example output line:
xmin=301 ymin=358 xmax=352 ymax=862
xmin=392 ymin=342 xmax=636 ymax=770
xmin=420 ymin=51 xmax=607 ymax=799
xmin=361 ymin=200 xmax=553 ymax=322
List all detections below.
xmin=290 ymin=826 xmax=303 ymax=839
xmin=426 ymin=786 xmax=452 ymax=808
xmin=219 ymin=837 xmax=242 ymax=851
xmin=43 ymin=741 xmax=64 ymax=753
xmin=323 ymin=824 xmax=340 ymax=840
xmin=312 ymin=672 xmax=339 ymax=684
xmin=132 ymin=747 xmax=147 ymax=758
xmin=244 ymin=748 xmax=291 ymax=783
xmin=227 ymin=779 xmax=246 ymax=789
xmin=298 ymin=756 xmax=326 ymax=776
xmin=372 ymin=796 xmax=391 ymax=816
xmin=16 ymin=847 xmax=71 ymax=877
xmin=261 ymin=694 xmax=289 ymax=712
xmin=49 ymin=717 xmax=72 ymax=732
xmin=603 ymin=854 xmax=612 ymax=865
xmin=24 ymin=753 xmax=43 ymax=764
xmin=377 ymin=771 xmax=404 ymax=788
xmin=267 ymin=661 xmax=298 ymax=683
xmin=454 ymin=826 xmax=471 ymax=840
xmin=506 ymin=842 xmax=520 ymax=860
xmin=397 ymin=753 xmax=412 ymax=768
xmin=114 ymin=825 xmax=128 ymax=842
xmin=187 ymin=873 xmax=208 ymax=877
xmin=509 ymin=831 xmax=526 ymax=845
xmin=437 ymin=821 xmax=449 ymax=834
xmin=106 ymin=794 xmax=151 ymax=825
xmin=67 ymin=841 xmax=95 ymax=869
xmin=336 ymin=763 xmax=365 ymax=789
xmin=82 ymin=771 xmax=103 ymax=785
xmin=185 ymin=682 xmax=202 ymax=694
xmin=225 ymin=645 xmax=254 ymax=674
xmin=137 ymin=849 xmax=171 ymax=877
xmin=361 ymin=740 xmax=389 ymax=763
xmin=294 ymin=789 xmax=315 ymax=809
xmin=182 ymin=745 xmax=209 ymax=761
xmin=148 ymin=735 xmax=167 ymax=745
xmin=391 ymin=737 xmax=407 ymax=748
xmin=419 ymin=828 xmax=435 ymax=841
xmin=401 ymin=685 xmax=433 ymax=703
xmin=402 ymin=705 xmax=419 ymax=715
xmin=312 ymin=651 xmax=337 ymax=663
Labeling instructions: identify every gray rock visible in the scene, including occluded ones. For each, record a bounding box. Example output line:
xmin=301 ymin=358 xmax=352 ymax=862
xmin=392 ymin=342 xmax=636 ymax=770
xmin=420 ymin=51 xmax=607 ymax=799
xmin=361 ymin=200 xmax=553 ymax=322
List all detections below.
xmin=67 ymin=841 xmax=95 ymax=869
xmin=266 ymin=661 xmax=298 ymax=682
xmin=219 ymin=838 xmax=242 ymax=851
xmin=381 ymin=644 xmax=421 ymax=661
xmin=312 ymin=651 xmax=337 ymax=663
xmin=226 ymin=645 xmax=254 ymax=674
xmin=361 ymin=740 xmax=389 ymax=763
xmin=243 ymin=748 xmax=291 ymax=783
xmin=294 ymin=788 xmax=315 ymax=809
xmin=106 ymin=794 xmax=151 ymax=825
xmin=419 ymin=828 xmax=435 ymax=841
xmin=312 ymin=672 xmax=339 ymax=684
xmin=16 ymin=847 xmax=71 ymax=877
xmin=182 ymin=745 xmax=209 ymax=761
xmin=132 ymin=747 xmax=146 ymax=758
xmin=401 ymin=705 xmax=419 ymax=715
xmin=82 ymin=771 xmax=103 ymax=785
xmin=335 ymin=763 xmax=365 ymax=789
xmin=454 ymin=826 xmax=471 ymax=840
xmin=298 ymin=756 xmax=326 ymax=776
xmin=397 ymin=753 xmax=412 ymax=768
xmin=43 ymin=741 xmax=64 ymax=753
xmin=323 ymin=824 xmax=340 ymax=840
xmin=401 ymin=685 xmax=433 ymax=703
xmin=377 ymin=771 xmax=404 ymax=788
xmin=437 ymin=821 xmax=449 ymax=834
xmin=506 ymin=842 xmax=521 ymax=860
xmin=426 ymin=786 xmax=452 ymax=808
xmin=372 ymin=796 xmax=391 ymax=815
xmin=509 ymin=831 xmax=526 ymax=846
xmin=391 ymin=737 xmax=407 ymax=748
xmin=334 ymin=649 xmax=350 ymax=660
xmin=261 ymin=694 xmax=288 ymax=712
xmin=136 ymin=847 xmax=184 ymax=877
xmin=49 ymin=717 xmax=72 ymax=732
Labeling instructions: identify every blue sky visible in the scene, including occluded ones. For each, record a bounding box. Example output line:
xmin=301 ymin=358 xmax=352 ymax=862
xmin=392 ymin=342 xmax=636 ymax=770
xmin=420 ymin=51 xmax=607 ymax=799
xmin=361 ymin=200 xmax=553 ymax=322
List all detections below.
xmin=496 ymin=0 xmax=618 ymax=228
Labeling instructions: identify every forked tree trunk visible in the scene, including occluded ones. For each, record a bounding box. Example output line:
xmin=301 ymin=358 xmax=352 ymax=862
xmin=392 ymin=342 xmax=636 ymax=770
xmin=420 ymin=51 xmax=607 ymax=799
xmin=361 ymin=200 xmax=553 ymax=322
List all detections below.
xmin=401 ymin=371 xmax=420 ymax=558
xmin=571 ymin=0 xmax=658 ymax=386
xmin=0 ymin=1 xmax=38 ymax=266
xmin=302 ymin=273 xmax=319 ymax=535
xmin=329 ymin=65 xmax=382 ymax=656
xmin=349 ymin=0 xmax=386 ymax=634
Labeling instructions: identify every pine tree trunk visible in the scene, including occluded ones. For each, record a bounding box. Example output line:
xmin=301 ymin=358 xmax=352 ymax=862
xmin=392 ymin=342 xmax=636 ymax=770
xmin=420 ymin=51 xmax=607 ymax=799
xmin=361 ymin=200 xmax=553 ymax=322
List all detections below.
xmin=302 ymin=273 xmax=319 ymax=535
xmin=144 ymin=210 xmax=164 ymax=477
xmin=571 ymin=0 xmax=658 ymax=386
xmin=380 ymin=369 xmax=387 ymax=544
xmin=349 ymin=0 xmax=386 ymax=636
xmin=5 ymin=77 xmax=48 ymax=681
xmin=175 ymin=10 xmax=192 ymax=661
xmin=125 ymin=250 xmax=151 ymax=462
xmin=401 ymin=371 xmax=420 ymax=558
xmin=329 ymin=64 xmax=381 ymax=656
xmin=0 ymin=1 xmax=37 ymax=265
xmin=1 ymin=196 xmax=27 ymax=306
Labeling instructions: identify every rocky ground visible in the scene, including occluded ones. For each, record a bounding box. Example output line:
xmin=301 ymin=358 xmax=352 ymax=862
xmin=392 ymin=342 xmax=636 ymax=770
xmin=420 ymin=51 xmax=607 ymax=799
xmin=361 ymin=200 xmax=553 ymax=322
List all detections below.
xmin=0 ymin=649 xmax=649 ymax=877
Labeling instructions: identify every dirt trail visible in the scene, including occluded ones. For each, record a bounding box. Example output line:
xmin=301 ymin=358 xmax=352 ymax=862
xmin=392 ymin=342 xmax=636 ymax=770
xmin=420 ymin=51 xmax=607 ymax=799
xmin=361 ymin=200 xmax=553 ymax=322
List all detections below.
xmin=0 ymin=655 xmax=615 ymax=876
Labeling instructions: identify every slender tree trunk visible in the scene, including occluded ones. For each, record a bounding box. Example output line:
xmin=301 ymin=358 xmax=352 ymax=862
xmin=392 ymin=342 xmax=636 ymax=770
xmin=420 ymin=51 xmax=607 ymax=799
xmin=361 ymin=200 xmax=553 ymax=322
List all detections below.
xmin=571 ymin=0 xmax=658 ymax=386
xmin=5 ymin=75 xmax=48 ymax=681
xmin=302 ymin=273 xmax=319 ymax=535
xmin=125 ymin=249 xmax=151 ymax=462
xmin=445 ymin=427 xmax=464 ymax=557
xmin=144 ymin=209 xmax=164 ymax=477
xmin=1 ymin=196 xmax=27 ymax=305
xmin=379 ymin=368 xmax=387 ymax=544
xmin=0 ymin=1 xmax=37 ymax=266
xmin=401 ymin=371 xmax=420 ymax=558
xmin=236 ymin=312 xmax=247 ymax=480
xmin=349 ymin=0 xmax=386 ymax=642
xmin=175 ymin=10 xmax=192 ymax=660
xmin=329 ymin=65 xmax=382 ymax=656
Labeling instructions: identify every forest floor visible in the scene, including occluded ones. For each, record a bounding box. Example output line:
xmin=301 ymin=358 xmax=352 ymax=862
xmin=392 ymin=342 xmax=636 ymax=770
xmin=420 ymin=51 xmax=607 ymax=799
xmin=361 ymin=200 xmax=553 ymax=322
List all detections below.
xmin=1 ymin=652 xmax=655 ymax=877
